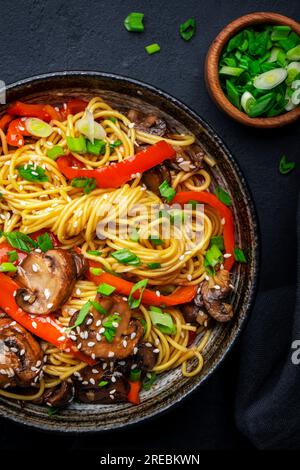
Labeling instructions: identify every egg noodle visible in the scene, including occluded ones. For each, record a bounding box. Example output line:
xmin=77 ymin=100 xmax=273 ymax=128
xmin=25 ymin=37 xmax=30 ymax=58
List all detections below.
xmin=0 ymin=97 xmax=222 ymax=401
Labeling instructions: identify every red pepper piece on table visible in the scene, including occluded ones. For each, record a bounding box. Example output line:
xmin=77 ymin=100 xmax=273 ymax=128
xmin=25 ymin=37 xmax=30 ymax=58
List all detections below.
xmin=172 ymin=191 xmax=235 ymax=271
xmin=57 ymin=140 xmax=176 ymax=189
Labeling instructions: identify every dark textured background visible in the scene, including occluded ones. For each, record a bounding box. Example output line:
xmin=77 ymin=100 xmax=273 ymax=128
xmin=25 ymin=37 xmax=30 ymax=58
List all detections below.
xmin=0 ymin=0 xmax=299 ymax=451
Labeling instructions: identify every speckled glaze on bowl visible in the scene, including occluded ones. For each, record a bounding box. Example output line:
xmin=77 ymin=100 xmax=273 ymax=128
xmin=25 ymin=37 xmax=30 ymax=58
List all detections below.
xmin=0 ymin=72 xmax=260 ymax=433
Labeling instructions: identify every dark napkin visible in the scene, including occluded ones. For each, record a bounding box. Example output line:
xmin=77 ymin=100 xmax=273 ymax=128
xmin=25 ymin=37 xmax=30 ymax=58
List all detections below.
xmin=235 ymin=198 xmax=300 ymax=449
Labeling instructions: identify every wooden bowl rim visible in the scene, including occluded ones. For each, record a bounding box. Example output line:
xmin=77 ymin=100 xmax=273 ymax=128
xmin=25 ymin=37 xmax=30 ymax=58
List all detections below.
xmin=205 ymin=12 xmax=300 ymax=128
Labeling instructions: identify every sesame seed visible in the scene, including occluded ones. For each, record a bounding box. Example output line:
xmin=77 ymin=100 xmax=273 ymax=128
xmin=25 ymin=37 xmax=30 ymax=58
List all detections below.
xmin=112 ymin=321 xmax=119 ymax=328
xmin=47 ymin=303 xmax=53 ymax=309
xmin=57 ymin=335 xmax=65 ymax=342
xmin=130 ymin=332 xmax=136 ymax=340
xmin=32 ymin=321 xmax=37 ymax=329
xmin=221 ymin=218 xmax=225 ymax=225
xmin=99 ymin=327 xmax=105 ymax=334
xmin=223 ymin=253 xmax=232 ymax=258
xmin=108 ymin=351 xmax=115 ymax=358
xmin=187 ymin=274 xmax=192 ymax=281
xmin=122 ymin=340 xmax=127 ymax=348
xmin=153 ymin=348 xmax=160 ymax=353
xmin=86 ymin=318 xmax=93 ymax=325
xmin=102 ymin=362 xmax=107 ymax=369
xmin=214 ymin=285 xmax=221 ymax=290
xmin=96 ymin=320 xmax=102 ymax=327
xmin=133 ymin=347 xmax=138 ymax=355
xmin=155 ymin=291 xmax=161 ymax=297
xmin=32 ymin=264 xmax=39 ymax=272
xmin=89 ymin=378 xmax=95 ymax=385
xmin=92 ymin=369 xmax=99 ymax=374
xmin=77 ymin=343 xmax=82 ymax=349
xmin=44 ymin=288 xmax=50 ymax=300
xmin=179 ymin=255 xmax=185 ymax=261
xmin=76 ymin=288 xmax=81 ymax=295
xmin=111 ymin=376 xmax=116 ymax=383
xmin=131 ymin=364 xmax=137 ymax=370
xmin=91 ymin=353 xmax=96 ymax=360
xmin=87 ymin=342 xmax=95 ymax=347
xmin=145 ymin=342 xmax=152 ymax=348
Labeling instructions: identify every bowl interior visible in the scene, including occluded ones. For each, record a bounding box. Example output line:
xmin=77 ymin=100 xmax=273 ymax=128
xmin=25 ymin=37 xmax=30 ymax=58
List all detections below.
xmin=0 ymin=72 xmax=259 ymax=432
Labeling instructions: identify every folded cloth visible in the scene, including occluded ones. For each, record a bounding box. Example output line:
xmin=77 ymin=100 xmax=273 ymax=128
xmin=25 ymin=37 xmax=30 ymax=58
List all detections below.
xmin=236 ymin=217 xmax=300 ymax=449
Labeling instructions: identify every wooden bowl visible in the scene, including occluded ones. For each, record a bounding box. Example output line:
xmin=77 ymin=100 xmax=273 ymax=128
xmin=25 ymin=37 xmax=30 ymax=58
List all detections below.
xmin=205 ymin=12 xmax=300 ymax=128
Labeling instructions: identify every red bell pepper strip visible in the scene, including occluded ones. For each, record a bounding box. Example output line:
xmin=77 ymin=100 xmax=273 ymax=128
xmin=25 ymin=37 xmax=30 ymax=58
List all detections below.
xmin=7 ymin=101 xmax=61 ymax=122
xmin=88 ymin=262 xmax=197 ymax=307
xmin=57 ymin=141 xmax=176 ymax=189
xmin=0 ymin=241 xmax=27 ymax=265
xmin=0 ymin=273 xmax=95 ymax=365
xmin=127 ymin=380 xmax=141 ymax=405
xmin=6 ymin=117 xmax=31 ymax=147
xmin=0 ymin=114 xmax=13 ymax=131
xmin=60 ymin=99 xmax=88 ymax=119
xmin=172 ymin=191 xmax=235 ymax=271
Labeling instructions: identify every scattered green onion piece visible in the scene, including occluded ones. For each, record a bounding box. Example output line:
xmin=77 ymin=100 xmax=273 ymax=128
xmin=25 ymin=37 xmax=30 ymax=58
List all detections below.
xmin=145 ymin=43 xmax=161 ymax=55
xmin=98 ymin=381 xmax=108 ymax=388
xmin=147 ymin=262 xmax=161 ymax=269
xmin=214 ymin=186 xmax=231 ymax=206
xmin=47 ymin=145 xmax=64 ymax=160
xmin=0 ymin=262 xmax=17 ymax=273
xmin=210 ymin=236 xmax=224 ymax=251
xmin=148 ymin=236 xmax=163 ymax=246
xmin=108 ymin=117 xmax=117 ymax=123
xmin=130 ymin=369 xmax=142 ymax=382
xmin=124 ymin=12 xmax=144 ymax=32
xmin=97 ymin=283 xmax=116 ymax=296
xmin=90 ymin=267 xmax=103 ymax=276
xmin=90 ymin=300 xmax=107 ymax=315
xmin=72 ymin=301 xmax=92 ymax=328
xmin=234 ymin=248 xmax=247 ymax=263
xmin=159 ymin=180 xmax=176 ymax=202
xmin=143 ymin=372 xmax=157 ymax=391
xmin=66 ymin=135 xmax=87 ymax=154
xmin=17 ymin=164 xmax=48 ymax=183
xmin=7 ymin=250 xmax=18 ymax=262
xmin=25 ymin=118 xmax=53 ymax=138
xmin=271 ymin=25 xmax=291 ymax=41
xmin=47 ymin=406 xmax=59 ymax=417
xmin=87 ymin=250 xmax=102 ymax=256
xmin=128 ymin=279 xmax=148 ymax=309
xmin=219 ymin=66 xmax=244 ymax=77
xmin=37 ymin=232 xmax=53 ymax=252
xmin=179 ymin=18 xmax=196 ymax=41
xmin=253 ymin=68 xmax=287 ymax=90
xmin=112 ymin=248 xmax=141 ymax=266
xmin=149 ymin=309 xmax=175 ymax=335
xmin=204 ymin=244 xmax=223 ymax=274
xmin=241 ymin=91 xmax=256 ymax=114
xmin=86 ymin=139 xmax=106 ymax=156
xmin=71 ymin=177 xmax=96 ymax=194
xmin=109 ymin=140 xmax=122 ymax=149
xmin=279 ymin=155 xmax=295 ymax=175
xmin=129 ymin=228 xmax=140 ymax=242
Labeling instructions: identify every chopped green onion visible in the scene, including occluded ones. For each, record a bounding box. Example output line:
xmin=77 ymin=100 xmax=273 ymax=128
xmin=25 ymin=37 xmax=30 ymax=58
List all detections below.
xmin=90 ymin=267 xmax=103 ymax=276
xmin=148 ymin=235 xmax=163 ymax=246
xmin=87 ymin=250 xmax=102 ymax=256
xmin=219 ymin=66 xmax=244 ymax=77
xmin=124 ymin=12 xmax=144 ymax=32
xmin=73 ymin=301 xmax=92 ymax=328
xmin=214 ymin=186 xmax=231 ymax=206
xmin=253 ymin=68 xmax=287 ymax=90
xmin=108 ymin=117 xmax=117 ymax=123
xmin=179 ymin=18 xmax=196 ymax=41
xmin=247 ymin=93 xmax=275 ymax=117
xmin=210 ymin=236 xmax=224 ymax=251
xmin=149 ymin=309 xmax=176 ymax=335
xmin=37 ymin=232 xmax=53 ymax=252
xmin=90 ymin=300 xmax=107 ymax=315
xmin=97 ymin=283 xmax=116 ymax=296
xmin=271 ymin=25 xmax=291 ymax=41
xmin=0 ymin=262 xmax=17 ymax=273
xmin=47 ymin=406 xmax=59 ymax=417
xmin=129 ymin=228 xmax=140 ymax=242
xmin=98 ymin=381 xmax=108 ymax=388
xmin=86 ymin=139 xmax=106 ymax=156
xmin=130 ymin=369 xmax=142 ymax=382
xmin=2 ymin=231 xmax=37 ymax=253
xmin=234 ymin=247 xmax=247 ymax=263
xmin=286 ymin=44 xmax=300 ymax=61
xmin=204 ymin=244 xmax=223 ymax=274
xmin=143 ymin=372 xmax=157 ymax=391
xmin=241 ymin=91 xmax=256 ymax=114
xmin=109 ymin=140 xmax=122 ymax=150
xmin=147 ymin=262 xmax=161 ymax=269
xmin=128 ymin=279 xmax=148 ymax=309
xmin=47 ymin=145 xmax=64 ymax=160
xmin=145 ymin=43 xmax=161 ymax=55
xmin=112 ymin=248 xmax=141 ymax=266
xmin=7 ymin=250 xmax=18 ymax=262
xmin=279 ymin=155 xmax=295 ymax=175
xmin=17 ymin=164 xmax=48 ymax=183
xmin=66 ymin=135 xmax=87 ymax=154
xmin=159 ymin=180 xmax=176 ymax=202
xmin=226 ymin=80 xmax=240 ymax=108
xmin=71 ymin=177 xmax=96 ymax=194
xmin=25 ymin=118 xmax=53 ymax=138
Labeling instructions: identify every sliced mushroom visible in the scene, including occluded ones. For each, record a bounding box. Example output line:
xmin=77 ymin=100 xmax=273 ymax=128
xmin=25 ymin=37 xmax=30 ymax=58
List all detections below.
xmin=43 ymin=380 xmax=75 ymax=408
xmin=181 ymin=303 xmax=209 ymax=326
xmin=134 ymin=342 xmax=158 ymax=371
xmin=0 ymin=318 xmax=43 ymax=388
xmin=127 ymin=109 xmax=167 ymax=136
xmin=74 ymin=365 xmax=129 ymax=404
xmin=15 ymin=249 xmax=88 ymax=315
xmin=168 ymin=145 xmax=204 ymax=172
xmin=197 ymin=270 xmax=234 ymax=322
xmin=69 ymin=294 xmax=144 ymax=360
xmin=141 ymin=163 xmax=171 ymax=196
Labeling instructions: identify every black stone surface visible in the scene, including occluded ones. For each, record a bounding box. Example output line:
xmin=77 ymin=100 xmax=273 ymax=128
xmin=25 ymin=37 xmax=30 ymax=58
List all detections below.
xmin=0 ymin=0 xmax=299 ymax=451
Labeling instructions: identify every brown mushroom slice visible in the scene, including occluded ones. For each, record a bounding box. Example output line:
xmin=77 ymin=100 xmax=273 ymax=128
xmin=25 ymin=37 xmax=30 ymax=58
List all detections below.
xmin=168 ymin=145 xmax=204 ymax=172
xmin=134 ymin=342 xmax=158 ymax=371
xmin=74 ymin=366 xmax=129 ymax=404
xmin=127 ymin=109 xmax=167 ymax=136
xmin=43 ymin=380 xmax=75 ymax=408
xmin=0 ymin=318 xmax=43 ymax=388
xmin=141 ymin=163 xmax=171 ymax=196
xmin=15 ymin=249 xmax=88 ymax=315
xmin=69 ymin=294 xmax=144 ymax=360
xmin=200 ymin=270 xmax=234 ymax=323
xmin=181 ymin=302 xmax=209 ymax=326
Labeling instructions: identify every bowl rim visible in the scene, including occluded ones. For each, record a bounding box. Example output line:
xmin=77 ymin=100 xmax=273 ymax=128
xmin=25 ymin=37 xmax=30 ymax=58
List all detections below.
xmin=0 ymin=71 xmax=260 ymax=433
xmin=205 ymin=11 xmax=300 ymax=128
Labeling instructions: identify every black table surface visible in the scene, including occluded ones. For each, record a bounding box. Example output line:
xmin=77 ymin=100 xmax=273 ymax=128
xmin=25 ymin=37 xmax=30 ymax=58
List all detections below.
xmin=0 ymin=0 xmax=299 ymax=452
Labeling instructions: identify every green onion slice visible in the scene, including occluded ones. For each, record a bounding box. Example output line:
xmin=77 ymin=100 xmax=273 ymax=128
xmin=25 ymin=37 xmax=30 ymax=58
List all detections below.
xmin=130 ymin=369 xmax=142 ymax=382
xmin=179 ymin=18 xmax=196 ymax=41
xmin=279 ymin=155 xmax=295 ymax=175
xmin=112 ymin=248 xmax=141 ymax=266
xmin=214 ymin=186 xmax=232 ymax=206
xmin=143 ymin=372 xmax=157 ymax=391
xmin=128 ymin=279 xmax=148 ymax=309
xmin=149 ymin=308 xmax=176 ymax=335
xmin=71 ymin=177 xmax=96 ymax=194
xmin=145 ymin=43 xmax=161 ymax=55
xmin=124 ymin=12 xmax=144 ymax=32
xmin=97 ymin=283 xmax=116 ymax=296
xmin=47 ymin=145 xmax=64 ymax=160
xmin=253 ymin=68 xmax=287 ymax=90
xmin=66 ymin=135 xmax=87 ymax=154
xmin=147 ymin=262 xmax=161 ymax=269
xmin=2 ymin=231 xmax=37 ymax=253
xmin=25 ymin=118 xmax=53 ymax=138
xmin=0 ymin=262 xmax=17 ymax=273
xmin=234 ymin=247 xmax=247 ymax=263
xmin=159 ymin=180 xmax=176 ymax=202
xmin=7 ymin=250 xmax=18 ymax=262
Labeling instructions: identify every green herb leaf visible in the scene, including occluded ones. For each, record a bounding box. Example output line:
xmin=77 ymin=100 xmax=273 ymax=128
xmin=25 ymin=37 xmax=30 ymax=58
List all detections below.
xmin=128 ymin=279 xmax=148 ymax=309
xmin=17 ymin=164 xmax=48 ymax=183
xmin=71 ymin=177 xmax=97 ymax=194
xmin=179 ymin=18 xmax=196 ymax=41
xmin=279 ymin=155 xmax=295 ymax=175
xmin=37 ymin=232 xmax=53 ymax=252
xmin=234 ymin=247 xmax=247 ymax=263
xmin=214 ymin=187 xmax=232 ymax=206
xmin=97 ymin=283 xmax=116 ymax=296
